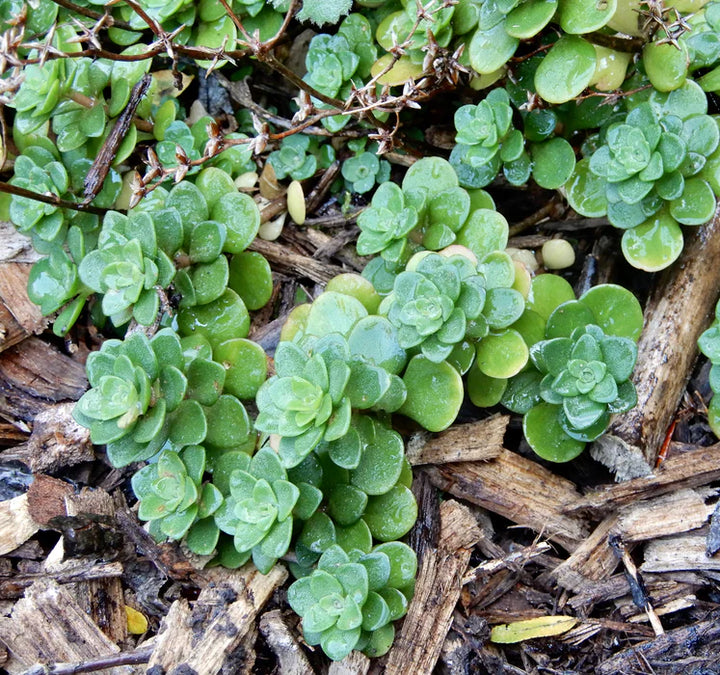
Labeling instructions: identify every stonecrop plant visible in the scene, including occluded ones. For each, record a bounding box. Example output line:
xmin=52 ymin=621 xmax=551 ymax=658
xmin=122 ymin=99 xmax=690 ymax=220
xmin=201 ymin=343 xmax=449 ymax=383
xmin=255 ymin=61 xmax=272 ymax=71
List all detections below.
xmin=698 ymin=302 xmax=720 ymax=436
xmin=10 ymin=0 xmax=717 ymax=663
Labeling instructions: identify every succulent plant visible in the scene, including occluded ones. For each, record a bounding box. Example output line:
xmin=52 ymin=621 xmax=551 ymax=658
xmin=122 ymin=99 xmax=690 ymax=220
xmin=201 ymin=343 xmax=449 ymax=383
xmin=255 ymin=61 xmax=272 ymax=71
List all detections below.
xmin=382 ymin=252 xmax=485 ymax=363
xmin=9 ymin=147 xmax=74 ymax=251
xmin=500 ymin=282 xmax=643 ymax=461
xmin=268 ymin=134 xmax=330 ymax=182
xmin=567 ymin=83 xmax=720 ymax=270
xmin=698 ymin=302 xmax=720 ymax=436
xmin=382 ymin=250 xmax=526 ymax=365
xmin=214 ymin=447 xmax=323 ymax=573
xmin=255 ymin=323 xmax=407 ymax=468
xmin=356 ymin=182 xmax=420 ymax=265
xmin=73 ymin=328 xmax=254 ymax=467
xmin=450 ymin=88 xmax=576 ymax=190
xmin=342 ymin=150 xmax=390 ymax=195
xmin=132 ymin=446 xmax=223 ymax=553
xmin=304 ymin=15 xmax=377 ymax=131
xmin=450 ymin=88 xmax=527 ymax=187
xmin=287 ymin=542 xmax=416 ymax=660
xmin=78 ymin=211 xmax=177 ymax=326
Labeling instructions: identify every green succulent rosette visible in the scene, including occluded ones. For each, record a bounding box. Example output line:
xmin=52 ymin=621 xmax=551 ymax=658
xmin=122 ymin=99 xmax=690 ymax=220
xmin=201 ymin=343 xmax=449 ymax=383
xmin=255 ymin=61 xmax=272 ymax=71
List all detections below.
xmin=73 ymin=328 xmax=253 ymax=467
xmin=214 ymin=447 xmax=323 ymax=573
xmin=698 ymin=301 xmax=720 ymax=436
xmin=267 ymin=134 xmax=321 ymax=182
xmin=8 ymin=147 xmax=73 ymax=252
xmin=255 ymin=325 xmax=407 ymax=468
xmin=381 ymin=251 xmax=526 ymax=364
xmin=78 ymin=211 xmax=177 ymax=326
xmin=504 ymin=323 xmax=638 ymax=461
xmin=132 ymin=446 xmax=223 ymax=553
xmin=356 ymin=182 xmax=420 ymax=265
xmin=568 ymin=82 xmax=720 ymax=271
xmin=287 ymin=543 xmax=416 ymax=661
xmin=450 ymin=88 xmax=530 ymax=188
xmin=254 ymin=337 xmax=355 ymax=466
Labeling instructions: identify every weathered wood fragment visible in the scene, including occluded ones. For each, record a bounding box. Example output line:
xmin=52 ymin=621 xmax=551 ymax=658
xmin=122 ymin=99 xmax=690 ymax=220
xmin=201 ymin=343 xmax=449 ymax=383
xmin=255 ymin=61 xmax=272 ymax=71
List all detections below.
xmin=18 ymin=402 xmax=93 ymax=473
xmin=406 ymin=415 xmax=507 ymax=466
xmin=0 ymin=223 xmax=39 ymax=264
xmin=611 ymin=211 xmax=720 ymax=464
xmin=0 ymin=263 xmax=46 ymax=352
xmin=383 ymin=500 xmax=481 ymax=675
xmin=148 ymin=563 xmax=287 ymax=674
xmin=0 ymin=338 xmax=87 ymax=421
xmin=114 ymin=503 xmax=204 ymax=585
xmin=618 ymin=580 xmax=699 ymax=623
xmin=565 ymin=441 xmax=720 ymax=515
xmin=327 ymin=651 xmax=370 ymax=675
xmin=424 ymin=449 xmax=590 ymax=551
xmin=25 ymin=475 xmax=73 ymax=526
xmin=567 ymin=572 xmax=705 ymax=614
xmin=258 ymin=609 xmax=315 ymax=675
xmin=0 ymin=579 xmax=126 ymax=674
xmin=613 ymin=488 xmax=716 ymax=543
xmin=50 ymin=489 xmax=127 ymax=644
xmin=0 ymin=494 xmax=39 ymax=556
xmin=596 ymin=611 xmax=720 ymax=675
xmin=642 ymin=534 xmax=720 ymax=572
xmin=249 ymin=238 xmax=345 ymax=283
xmin=463 ymin=541 xmax=551 ymax=587
xmin=551 ymin=515 xmax=619 ymax=593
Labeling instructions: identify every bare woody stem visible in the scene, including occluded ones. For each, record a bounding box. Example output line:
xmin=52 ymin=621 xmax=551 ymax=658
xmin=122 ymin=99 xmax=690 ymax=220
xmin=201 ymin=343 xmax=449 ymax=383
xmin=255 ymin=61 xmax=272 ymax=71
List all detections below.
xmin=49 ymin=0 xmax=134 ymax=31
xmin=20 ymin=645 xmax=154 ymax=675
xmin=0 ymin=181 xmax=107 ymax=215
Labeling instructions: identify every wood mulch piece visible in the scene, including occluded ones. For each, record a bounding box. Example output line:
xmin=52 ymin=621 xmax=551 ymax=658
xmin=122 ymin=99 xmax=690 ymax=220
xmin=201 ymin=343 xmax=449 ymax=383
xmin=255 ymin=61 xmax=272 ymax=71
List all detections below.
xmin=2 ymin=208 xmax=720 ymax=675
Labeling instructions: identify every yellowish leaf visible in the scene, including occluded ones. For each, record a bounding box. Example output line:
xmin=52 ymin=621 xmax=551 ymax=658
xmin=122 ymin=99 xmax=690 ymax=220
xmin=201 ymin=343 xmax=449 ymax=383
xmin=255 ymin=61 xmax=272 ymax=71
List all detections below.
xmin=490 ymin=615 xmax=578 ymax=643
xmin=126 ymin=605 xmax=148 ymax=635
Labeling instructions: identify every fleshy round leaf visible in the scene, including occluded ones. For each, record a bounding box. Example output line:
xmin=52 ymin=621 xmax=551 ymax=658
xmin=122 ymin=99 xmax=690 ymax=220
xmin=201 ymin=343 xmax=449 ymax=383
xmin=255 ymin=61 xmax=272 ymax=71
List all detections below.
xmin=523 ymin=402 xmax=586 ymax=462
xmin=579 ymin=285 xmax=643 ymax=341
xmin=363 ymin=485 xmax=418 ymax=542
xmin=535 ymin=36 xmax=597 ymax=104
xmin=212 ymin=192 xmax=261 ymax=254
xmin=621 ymin=211 xmax=684 ymax=271
xmin=400 ymin=356 xmax=464 ymax=431
xmin=531 ymin=138 xmax=576 ymax=189
xmin=475 ymin=330 xmax=529 ymax=379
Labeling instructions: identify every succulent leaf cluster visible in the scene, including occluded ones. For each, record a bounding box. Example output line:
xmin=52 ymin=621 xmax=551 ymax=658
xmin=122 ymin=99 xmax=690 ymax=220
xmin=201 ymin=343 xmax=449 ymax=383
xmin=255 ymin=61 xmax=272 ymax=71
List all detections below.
xmin=288 ymin=543 xmax=416 ymax=660
xmin=73 ymin=329 xmax=256 ymax=467
xmin=79 ymin=211 xmax=177 ymax=326
xmin=132 ymin=446 xmax=223 ymax=550
xmin=382 ymin=251 xmax=526 ymax=364
xmin=382 ymin=252 xmax=487 ymax=363
xmin=451 ymin=88 xmax=529 ymax=188
xmin=531 ymin=325 xmax=638 ymax=432
xmin=304 ymin=14 xmax=377 ymax=131
xmin=450 ymin=88 xmax=576 ymax=190
xmin=341 ymin=140 xmax=391 ymax=195
xmin=268 ymin=134 xmax=335 ymax=182
xmin=568 ymin=84 xmax=720 ymax=270
xmin=698 ymin=302 xmax=720 ymax=436
xmin=255 ymin=316 xmax=408 ymax=468
xmin=357 ymin=157 xmax=498 ymax=268
xmin=499 ymin=282 xmax=643 ymax=461
xmin=214 ymin=447 xmax=323 ymax=573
